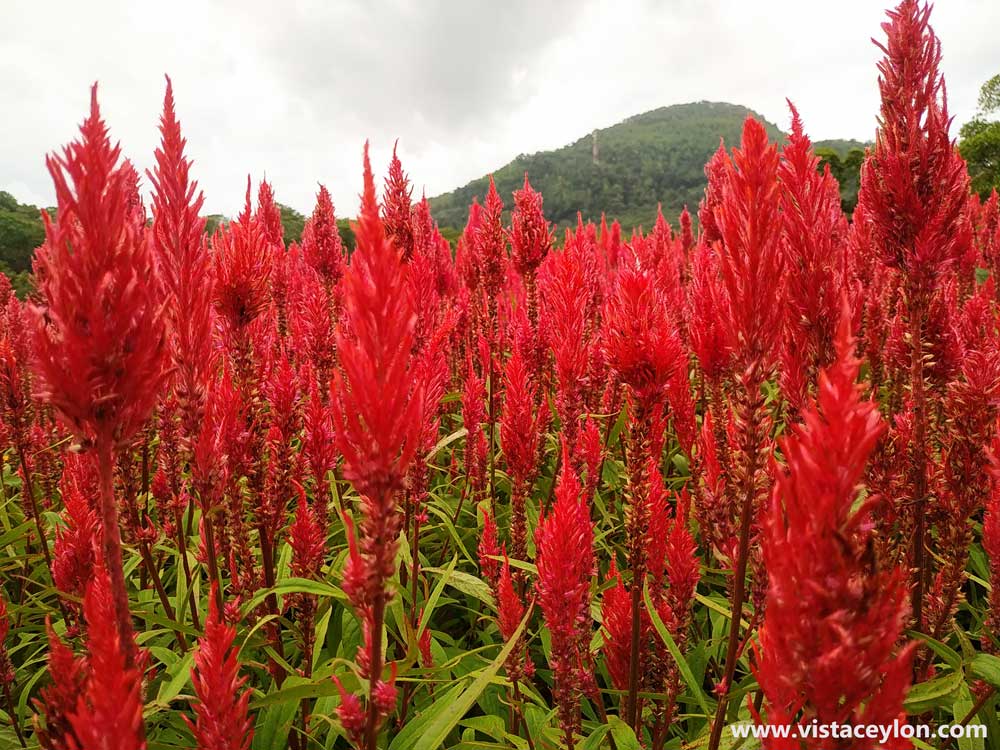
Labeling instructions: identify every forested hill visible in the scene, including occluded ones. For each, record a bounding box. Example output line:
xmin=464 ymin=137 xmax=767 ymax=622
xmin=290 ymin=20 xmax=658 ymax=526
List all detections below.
xmin=428 ymin=101 xmax=867 ymax=231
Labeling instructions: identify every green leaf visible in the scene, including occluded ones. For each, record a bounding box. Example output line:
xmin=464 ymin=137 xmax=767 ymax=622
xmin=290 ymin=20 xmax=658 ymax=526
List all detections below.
xmin=907 ymin=630 xmax=962 ymax=671
xmin=251 ymin=677 xmax=340 ymax=709
xmin=241 ymin=577 xmax=344 ymax=615
xmin=418 ymin=555 xmax=458 ymax=641
xmin=387 ymin=683 xmax=465 ymax=750
xmin=410 ymin=605 xmax=532 ymax=750
xmin=422 ymin=566 xmax=494 ymax=609
xmin=149 ymin=650 xmax=195 ymax=712
xmin=969 ymin=653 xmax=1000 ymax=688
xmin=644 ymin=584 xmax=713 ymax=718
xmin=904 ymin=671 xmax=963 ymax=713
xmin=606 ymin=716 xmax=642 ymax=750
xmin=952 ymin=683 xmax=984 ymax=750
xmin=579 ymin=724 xmax=612 ymax=750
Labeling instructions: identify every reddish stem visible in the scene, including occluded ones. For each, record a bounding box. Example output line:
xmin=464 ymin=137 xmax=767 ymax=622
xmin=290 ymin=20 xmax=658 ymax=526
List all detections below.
xmin=96 ymin=439 xmax=138 ymax=669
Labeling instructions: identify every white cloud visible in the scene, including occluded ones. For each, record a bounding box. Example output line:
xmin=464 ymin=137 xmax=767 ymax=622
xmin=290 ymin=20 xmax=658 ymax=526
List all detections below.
xmin=1 ymin=0 xmax=996 ymax=219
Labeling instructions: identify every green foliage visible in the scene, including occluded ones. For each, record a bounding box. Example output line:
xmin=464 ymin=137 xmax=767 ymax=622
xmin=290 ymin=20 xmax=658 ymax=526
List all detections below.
xmin=0 ymin=191 xmax=47 ymax=275
xmin=816 ymin=146 xmax=867 ymax=214
xmin=959 ymin=74 xmax=1000 ymax=198
xmin=430 ymin=102 xmax=785 ymax=233
xmin=430 ymin=103 xmax=866 ymax=233
xmin=279 ymin=203 xmax=306 ymax=244
xmin=960 ymin=118 xmax=1000 ymax=198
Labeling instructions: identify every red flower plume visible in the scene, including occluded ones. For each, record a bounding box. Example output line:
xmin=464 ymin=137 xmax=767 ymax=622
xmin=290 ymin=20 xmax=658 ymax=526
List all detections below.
xmin=32 ymin=84 xmax=169 ymax=448
xmin=755 ymin=307 xmax=912 ymax=739
xmin=185 ymin=585 xmax=254 ymax=750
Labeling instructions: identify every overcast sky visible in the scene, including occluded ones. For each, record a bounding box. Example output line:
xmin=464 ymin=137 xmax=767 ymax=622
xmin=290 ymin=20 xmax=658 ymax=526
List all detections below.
xmin=2 ymin=0 xmax=998 ymax=218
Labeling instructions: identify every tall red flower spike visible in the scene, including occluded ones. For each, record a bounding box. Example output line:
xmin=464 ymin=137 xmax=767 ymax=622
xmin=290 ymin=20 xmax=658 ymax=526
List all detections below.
xmin=382 ymin=143 xmax=414 ymax=261
xmin=855 ymin=0 xmax=972 ymax=632
xmin=32 ymin=84 xmax=169 ymax=449
xmin=499 ymin=346 xmax=546 ymax=561
xmin=148 ymin=76 xmax=216 ymax=450
xmin=33 ymin=84 xmax=170 ymax=668
xmin=755 ymin=307 xmax=912 ymax=746
xmin=333 ymin=143 xmax=425 ymax=750
xmin=778 ymin=102 xmax=848 ymax=415
xmin=510 ymin=173 xmax=552 ymax=277
xmin=185 ymin=584 xmax=254 ymax=750
xmin=302 ymin=184 xmax=346 ymax=291
xmin=68 ymin=567 xmax=146 ymax=750
xmin=708 ymin=116 xmax=784 ymax=750
xmin=536 ymin=445 xmax=593 ymax=749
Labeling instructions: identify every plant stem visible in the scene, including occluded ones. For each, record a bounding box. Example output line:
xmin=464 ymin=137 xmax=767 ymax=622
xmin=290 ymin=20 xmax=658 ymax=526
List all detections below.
xmin=363 ymin=591 xmax=387 ymax=750
xmin=96 ymin=439 xmax=138 ymax=669
xmin=202 ymin=512 xmax=223 ymax=613
xmin=2 ymin=680 xmax=26 ymax=748
xmin=707 ymin=379 xmax=763 ymax=750
xmin=137 ymin=537 xmax=187 ymax=651
xmin=173 ymin=508 xmax=200 ymax=630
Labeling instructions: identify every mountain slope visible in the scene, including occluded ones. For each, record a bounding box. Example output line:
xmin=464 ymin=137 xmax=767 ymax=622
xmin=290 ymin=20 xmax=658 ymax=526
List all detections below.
xmin=429 ymin=102 xmax=865 ymax=231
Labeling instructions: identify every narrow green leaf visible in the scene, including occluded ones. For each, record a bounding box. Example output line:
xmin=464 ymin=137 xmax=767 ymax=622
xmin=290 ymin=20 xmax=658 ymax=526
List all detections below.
xmin=410 ymin=605 xmax=532 ymax=750
xmin=644 ymin=584 xmax=712 ymax=718
xmin=904 ymin=671 xmax=963 ymax=713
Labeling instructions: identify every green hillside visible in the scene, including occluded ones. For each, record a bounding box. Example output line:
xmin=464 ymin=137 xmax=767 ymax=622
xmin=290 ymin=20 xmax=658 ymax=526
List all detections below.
xmin=429 ymin=102 xmax=868 ymax=232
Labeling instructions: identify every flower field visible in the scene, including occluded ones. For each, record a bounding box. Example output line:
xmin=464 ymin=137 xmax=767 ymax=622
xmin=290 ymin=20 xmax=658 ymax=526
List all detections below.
xmin=3 ymin=1 xmax=1000 ymax=748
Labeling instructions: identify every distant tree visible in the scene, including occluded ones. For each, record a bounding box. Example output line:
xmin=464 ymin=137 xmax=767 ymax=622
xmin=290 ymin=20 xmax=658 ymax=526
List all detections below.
xmin=816 ymin=147 xmax=866 ymax=215
xmin=0 ymin=191 xmax=46 ymax=273
xmin=959 ymin=74 xmax=1000 ymax=197
xmin=278 ymin=203 xmax=306 ymax=244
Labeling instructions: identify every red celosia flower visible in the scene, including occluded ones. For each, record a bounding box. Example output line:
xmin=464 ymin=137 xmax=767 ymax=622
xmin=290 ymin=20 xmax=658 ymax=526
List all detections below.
xmin=510 ymin=173 xmax=552 ymax=276
xmin=715 ymin=117 xmax=784 ymax=366
xmin=382 ymin=143 xmax=414 ymax=261
xmin=68 ymin=567 xmax=146 ymax=750
xmin=333 ymin=144 xmax=423 ymax=504
xmin=0 ymin=593 xmax=12 ymax=687
xmin=698 ymin=142 xmax=728 ymax=246
xmin=755 ymin=311 xmax=912 ymax=743
xmin=687 ymin=242 xmax=732 ymax=387
xmin=333 ymin=144 xmax=427 ymax=748
xmin=302 ymin=368 xmax=337 ymax=528
xmin=255 ymin=179 xmax=284 ymax=248
xmin=33 ymin=84 xmax=169 ymax=668
xmin=289 ymin=260 xmax=337 ymax=391
xmin=456 ymin=199 xmax=482 ymax=294
xmin=603 ymin=260 xmax=683 ymax=413
xmin=600 ymin=560 xmax=632 ymax=692
xmin=499 ymin=346 xmax=546 ymax=560
xmin=778 ymin=102 xmax=849 ymax=414
xmin=33 ymin=620 xmax=88 ymax=750
xmin=539 ymin=242 xmax=602 ymax=451
xmin=185 ymin=585 xmax=254 ymax=750
xmin=148 ymin=76 xmax=216 ymax=451
xmin=212 ymin=180 xmax=272 ymax=349
xmin=333 ymin=676 xmax=366 ymax=746
xmin=535 ymin=448 xmax=594 ymax=748
xmin=474 ymin=176 xmax=508 ymax=304
xmin=302 ymin=184 xmax=346 ymax=291
xmin=678 ymin=206 xmax=694 ymax=259
xmin=462 ymin=355 xmax=488 ymax=499
xmin=32 ymin=85 xmax=169 ymax=448
xmin=496 ymin=549 xmax=525 ymax=642
xmin=52 ymin=457 xmax=99 ymax=605
xmin=985 ymin=445 xmax=1000 ymax=643
xmin=290 ymin=489 xmax=326 ymax=581
xmin=858 ymin=0 xmax=969 ymax=286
